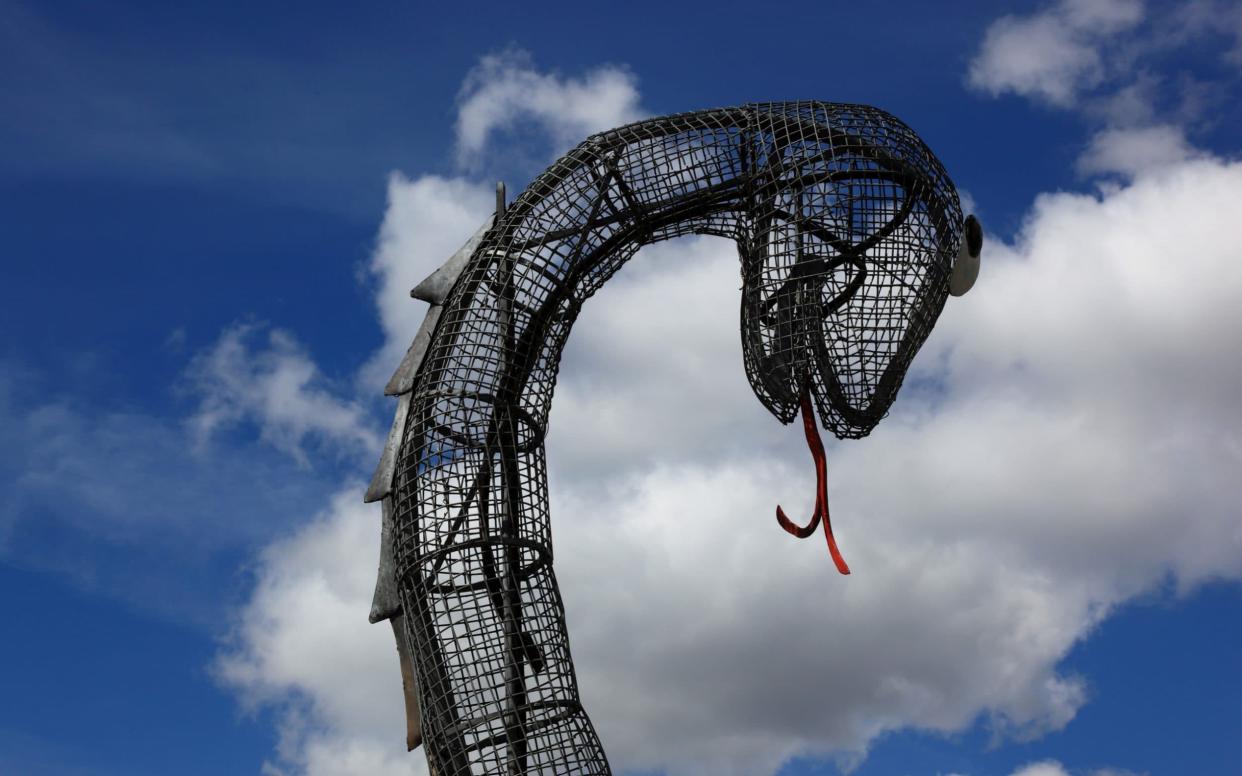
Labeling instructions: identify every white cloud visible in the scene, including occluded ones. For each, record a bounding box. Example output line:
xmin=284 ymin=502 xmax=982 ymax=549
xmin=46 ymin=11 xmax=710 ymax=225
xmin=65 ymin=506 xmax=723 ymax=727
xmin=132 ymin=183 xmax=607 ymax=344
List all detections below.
xmin=220 ymin=54 xmax=1242 ymax=776
xmin=969 ymin=0 xmax=1242 ymax=140
xmin=1077 ymin=124 xmax=1205 ymax=178
xmin=360 ymin=173 xmax=494 ymax=392
xmin=1011 ymin=762 xmax=1072 ymax=776
xmin=454 ymin=48 xmax=645 ymax=167
xmin=0 ymin=358 xmax=355 ymax=625
xmin=215 ymin=487 xmax=425 ymax=776
xmin=968 ymin=0 xmax=1144 ymax=106
xmin=186 ymin=323 xmax=381 ymax=466
xmin=1003 ymin=763 xmax=1141 ymax=776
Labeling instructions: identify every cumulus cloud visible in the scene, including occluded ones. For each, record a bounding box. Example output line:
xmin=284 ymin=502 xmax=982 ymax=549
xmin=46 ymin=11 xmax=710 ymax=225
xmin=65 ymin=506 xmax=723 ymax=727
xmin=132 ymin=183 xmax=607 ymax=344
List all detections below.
xmin=361 ymin=173 xmax=494 ymax=392
xmin=1010 ymin=762 xmax=1072 ymax=776
xmin=968 ymin=0 xmax=1144 ymax=106
xmin=215 ymin=487 xmax=424 ymax=776
xmin=454 ymin=48 xmax=645 ymax=167
xmin=968 ymin=0 xmax=1242 ymax=143
xmin=1004 ymin=762 xmax=1141 ymax=776
xmin=186 ymin=323 xmax=381 ymax=466
xmin=0 ymin=358 xmax=348 ymax=624
xmin=1076 ymin=124 xmax=1205 ymax=178
xmin=220 ymin=52 xmax=1242 ymax=776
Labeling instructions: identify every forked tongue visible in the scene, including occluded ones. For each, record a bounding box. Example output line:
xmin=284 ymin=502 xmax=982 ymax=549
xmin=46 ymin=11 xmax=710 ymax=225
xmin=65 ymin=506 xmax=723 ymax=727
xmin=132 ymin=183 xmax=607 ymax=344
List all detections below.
xmin=774 ymin=390 xmax=851 ymax=575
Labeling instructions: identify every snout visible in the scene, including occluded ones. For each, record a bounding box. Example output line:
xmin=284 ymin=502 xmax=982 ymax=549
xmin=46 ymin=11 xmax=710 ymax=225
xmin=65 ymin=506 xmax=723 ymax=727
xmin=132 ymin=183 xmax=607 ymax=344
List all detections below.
xmin=740 ymin=207 xmax=982 ymax=439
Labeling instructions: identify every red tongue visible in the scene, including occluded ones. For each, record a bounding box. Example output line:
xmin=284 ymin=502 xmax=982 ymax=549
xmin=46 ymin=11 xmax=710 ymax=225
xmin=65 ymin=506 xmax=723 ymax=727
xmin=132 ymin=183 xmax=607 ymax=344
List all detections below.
xmin=775 ymin=392 xmax=851 ymax=575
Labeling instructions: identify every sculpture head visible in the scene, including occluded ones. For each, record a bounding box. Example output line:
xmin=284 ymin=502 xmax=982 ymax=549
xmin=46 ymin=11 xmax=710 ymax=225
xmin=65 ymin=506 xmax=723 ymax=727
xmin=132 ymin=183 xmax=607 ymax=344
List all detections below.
xmin=737 ymin=105 xmax=983 ymax=439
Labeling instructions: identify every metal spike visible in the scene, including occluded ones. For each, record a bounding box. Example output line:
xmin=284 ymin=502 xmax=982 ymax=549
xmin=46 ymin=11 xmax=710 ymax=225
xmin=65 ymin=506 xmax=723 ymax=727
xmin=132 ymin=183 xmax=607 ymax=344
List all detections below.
xmin=369 ymin=497 xmax=402 ymax=623
xmin=390 ymin=614 xmax=424 ymax=751
xmin=384 ymin=306 xmax=443 ymax=396
xmin=410 ymin=214 xmax=495 ymax=305
xmin=364 ymin=392 xmax=412 ymax=503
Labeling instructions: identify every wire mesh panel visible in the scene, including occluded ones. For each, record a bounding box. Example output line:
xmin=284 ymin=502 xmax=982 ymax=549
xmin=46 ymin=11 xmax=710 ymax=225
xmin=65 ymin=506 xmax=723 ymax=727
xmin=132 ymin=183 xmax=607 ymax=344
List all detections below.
xmin=379 ymin=102 xmax=967 ymax=775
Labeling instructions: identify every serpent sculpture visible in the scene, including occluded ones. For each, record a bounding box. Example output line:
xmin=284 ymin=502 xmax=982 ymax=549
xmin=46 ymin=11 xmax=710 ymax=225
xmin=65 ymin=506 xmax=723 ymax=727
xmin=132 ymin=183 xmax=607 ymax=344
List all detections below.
xmin=364 ymin=101 xmax=982 ymax=775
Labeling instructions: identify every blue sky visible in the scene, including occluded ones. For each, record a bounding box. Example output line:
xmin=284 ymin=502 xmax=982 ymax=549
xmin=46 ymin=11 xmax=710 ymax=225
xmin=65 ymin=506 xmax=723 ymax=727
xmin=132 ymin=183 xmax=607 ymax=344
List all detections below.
xmin=3 ymin=1 xmax=1242 ymax=775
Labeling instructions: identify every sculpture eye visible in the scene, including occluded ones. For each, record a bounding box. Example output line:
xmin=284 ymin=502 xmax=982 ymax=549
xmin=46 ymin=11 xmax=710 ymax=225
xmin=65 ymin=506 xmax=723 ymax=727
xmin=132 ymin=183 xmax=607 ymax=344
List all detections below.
xmin=949 ymin=214 xmax=983 ymax=297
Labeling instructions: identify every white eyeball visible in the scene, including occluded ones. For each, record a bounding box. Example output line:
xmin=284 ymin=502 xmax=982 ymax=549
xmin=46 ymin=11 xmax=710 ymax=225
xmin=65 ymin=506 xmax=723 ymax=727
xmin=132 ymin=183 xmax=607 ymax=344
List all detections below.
xmin=949 ymin=214 xmax=982 ymax=297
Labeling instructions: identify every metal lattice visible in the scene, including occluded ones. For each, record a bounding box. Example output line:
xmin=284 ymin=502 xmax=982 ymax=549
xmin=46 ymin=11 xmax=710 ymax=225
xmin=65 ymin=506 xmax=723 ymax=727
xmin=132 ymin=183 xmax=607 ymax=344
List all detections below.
xmin=365 ymin=102 xmax=970 ymax=776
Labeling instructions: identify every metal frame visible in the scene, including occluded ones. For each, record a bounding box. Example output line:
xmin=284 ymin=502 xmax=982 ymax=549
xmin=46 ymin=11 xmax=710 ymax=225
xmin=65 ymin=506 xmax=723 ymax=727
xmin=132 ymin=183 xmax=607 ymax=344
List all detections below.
xmin=365 ymin=102 xmax=968 ymax=775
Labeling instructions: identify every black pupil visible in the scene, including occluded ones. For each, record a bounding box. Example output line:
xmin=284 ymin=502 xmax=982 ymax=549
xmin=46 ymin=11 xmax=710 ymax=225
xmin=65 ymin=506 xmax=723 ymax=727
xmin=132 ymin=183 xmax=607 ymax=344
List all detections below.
xmin=965 ymin=214 xmax=983 ymax=257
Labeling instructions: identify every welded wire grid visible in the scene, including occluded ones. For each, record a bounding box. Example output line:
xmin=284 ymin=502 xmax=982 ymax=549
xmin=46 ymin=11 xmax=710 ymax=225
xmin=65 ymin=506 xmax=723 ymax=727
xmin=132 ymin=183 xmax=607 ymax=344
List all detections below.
xmin=389 ymin=102 xmax=963 ymax=775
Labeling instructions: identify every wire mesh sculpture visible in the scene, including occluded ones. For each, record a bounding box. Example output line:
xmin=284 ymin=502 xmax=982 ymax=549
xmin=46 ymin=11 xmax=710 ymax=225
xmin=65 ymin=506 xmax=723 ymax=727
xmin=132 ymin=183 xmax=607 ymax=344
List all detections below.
xmin=365 ymin=101 xmax=982 ymax=775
